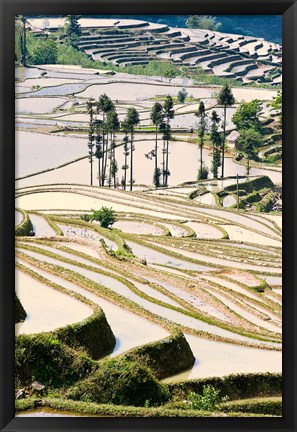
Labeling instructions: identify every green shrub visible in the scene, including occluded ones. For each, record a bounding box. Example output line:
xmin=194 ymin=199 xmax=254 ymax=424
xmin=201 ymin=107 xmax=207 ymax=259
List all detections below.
xmin=67 ymin=358 xmax=170 ymax=407
xmin=90 ymin=207 xmax=116 ymax=228
xmin=187 ymin=385 xmax=229 ymax=412
xmin=80 ymin=214 xmax=92 ymax=222
xmin=168 ymin=373 xmax=282 ymax=402
xmin=30 ymin=39 xmax=58 ymax=65
xmin=15 ymin=334 xmax=96 ymax=388
xmin=177 ymin=88 xmax=188 ymax=103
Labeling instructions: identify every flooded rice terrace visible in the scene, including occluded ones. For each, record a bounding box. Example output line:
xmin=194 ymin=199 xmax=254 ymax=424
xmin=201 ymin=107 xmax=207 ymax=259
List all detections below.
xmin=15 ymin=55 xmax=282 ymax=415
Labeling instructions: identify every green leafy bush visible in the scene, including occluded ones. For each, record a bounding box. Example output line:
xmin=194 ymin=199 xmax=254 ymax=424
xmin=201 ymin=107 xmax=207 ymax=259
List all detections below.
xmin=15 ymin=334 xmax=95 ymax=387
xmin=168 ymin=373 xmax=282 ymax=402
xmin=30 ymin=39 xmax=58 ymax=65
xmin=187 ymin=385 xmax=229 ymax=412
xmin=67 ymin=358 xmax=170 ymax=407
xmin=80 ymin=214 xmax=91 ymax=222
xmin=177 ymin=88 xmax=188 ymax=103
xmin=90 ymin=207 xmax=116 ymax=228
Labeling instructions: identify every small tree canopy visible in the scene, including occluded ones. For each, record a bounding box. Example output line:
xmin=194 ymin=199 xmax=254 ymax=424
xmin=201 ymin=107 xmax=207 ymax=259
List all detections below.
xmin=237 ymin=127 xmax=262 ymax=175
xmin=237 ymin=128 xmax=262 ymax=157
xmin=90 ymin=207 xmax=117 ymax=228
xmin=64 ymin=15 xmax=81 ymax=47
xmin=186 ymin=15 xmax=222 ymax=31
xmin=30 ymin=39 xmax=58 ymax=65
xmin=177 ymin=88 xmax=188 ymax=103
xmin=217 ymin=83 xmax=235 ymax=108
xmin=232 ymin=99 xmax=263 ymax=133
xmin=151 ymin=102 xmax=164 ymax=126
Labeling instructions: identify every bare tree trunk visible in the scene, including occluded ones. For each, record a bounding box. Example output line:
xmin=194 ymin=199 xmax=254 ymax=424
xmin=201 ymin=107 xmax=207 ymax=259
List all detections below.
xmin=130 ymin=131 xmax=133 ymax=192
xmin=221 ymin=105 xmax=226 ymax=178
xmin=155 ymin=126 xmax=158 ymax=173
xmin=103 ymin=132 xmax=109 ymax=186
xmin=113 ymin=143 xmax=117 ymax=188
xmin=162 ymin=139 xmax=166 ymax=186
xmin=200 ymin=140 xmax=203 ymax=174
xmin=165 ymin=138 xmax=169 ymax=187
xmin=101 ymin=113 xmax=106 ymax=186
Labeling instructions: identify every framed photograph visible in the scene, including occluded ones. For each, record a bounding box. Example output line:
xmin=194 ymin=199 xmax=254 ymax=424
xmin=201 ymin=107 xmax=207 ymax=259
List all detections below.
xmin=1 ymin=0 xmax=296 ymax=431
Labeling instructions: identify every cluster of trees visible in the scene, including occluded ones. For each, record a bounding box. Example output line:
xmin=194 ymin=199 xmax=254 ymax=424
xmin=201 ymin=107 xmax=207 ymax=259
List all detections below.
xmin=186 ymin=16 xmax=222 ymax=31
xmin=15 ymin=15 xmax=81 ymax=66
xmin=86 ymin=94 xmax=178 ymax=190
xmin=195 ymin=83 xmax=235 ymax=180
xmin=86 ymin=94 xmax=139 ymax=191
xmin=85 ymin=83 xmax=267 ymax=188
xmin=195 ymin=84 xmax=277 ymax=178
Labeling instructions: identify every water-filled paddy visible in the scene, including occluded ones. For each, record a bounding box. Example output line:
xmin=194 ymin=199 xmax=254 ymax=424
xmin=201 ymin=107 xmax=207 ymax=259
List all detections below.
xmin=77 ymin=82 xmax=277 ymax=103
xmin=184 ymin=221 xmax=223 ymax=239
xmin=163 ymin=334 xmax=282 ymax=382
xmin=23 ymin=83 xmax=90 ymax=97
xmin=15 ymin=270 xmax=93 ymax=334
xmin=16 ymin=258 xmax=169 ymax=354
xmin=15 ymin=97 xmax=68 ymax=114
xmin=219 ymin=225 xmax=282 ymax=248
xmin=15 ymin=191 xmax=185 ymax=221
xmin=114 ymin=220 xmax=164 ymax=236
xmin=15 ymin=131 xmax=87 ymax=178
xmin=29 ymin=213 xmax=56 ymax=237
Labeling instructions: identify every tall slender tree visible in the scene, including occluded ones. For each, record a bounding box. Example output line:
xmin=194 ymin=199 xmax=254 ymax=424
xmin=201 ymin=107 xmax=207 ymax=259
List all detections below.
xmin=150 ymin=102 xmax=164 ymax=188
xmin=195 ymin=101 xmax=207 ymax=179
xmin=217 ymin=83 xmax=235 ymax=178
xmin=65 ymin=15 xmax=82 ymax=48
xmin=97 ymin=94 xmax=114 ymax=186
xmin=210 ymin=110 xmax=222 ymax=179
xmin=86 ymin=99 xmax=95 ymax=186
xmin=94 ymin=119 xmax=103 ymax=186
xmin=121 ymin=119 xmax=130 ymax=191
xmin=125 ymin=108 xmax=140 ymax=191
xmin=20 ymin=16 xmax=28 ymax=67
xmin=163 ymin=96 xmax=174 ymax=187
xmin=237 ymin=128 xmax=262 ymax=176
xmin=106 ymin=109 xmax=120 ymax=188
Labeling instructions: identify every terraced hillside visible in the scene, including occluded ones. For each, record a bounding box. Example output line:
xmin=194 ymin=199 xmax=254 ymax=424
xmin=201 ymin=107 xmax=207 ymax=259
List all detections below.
xmin=27 ymin=17 xmax=282 ymax=85
xmin=15 ymin=14 xmax=282 ymax=414
xmin=15 ymin=183 xmax=282 ymax=415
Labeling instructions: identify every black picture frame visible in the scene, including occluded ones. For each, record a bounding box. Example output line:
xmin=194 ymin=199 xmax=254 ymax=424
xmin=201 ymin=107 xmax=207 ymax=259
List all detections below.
xmin=1 ymin=1 xmax=296 ymax=431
